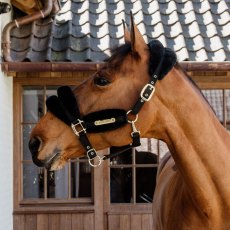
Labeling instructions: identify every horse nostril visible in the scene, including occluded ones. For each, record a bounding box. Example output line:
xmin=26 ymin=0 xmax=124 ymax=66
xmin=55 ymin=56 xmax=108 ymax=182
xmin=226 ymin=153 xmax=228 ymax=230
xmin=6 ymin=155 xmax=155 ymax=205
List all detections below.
xmin=28 ymin=137 xmax=41 ymax=155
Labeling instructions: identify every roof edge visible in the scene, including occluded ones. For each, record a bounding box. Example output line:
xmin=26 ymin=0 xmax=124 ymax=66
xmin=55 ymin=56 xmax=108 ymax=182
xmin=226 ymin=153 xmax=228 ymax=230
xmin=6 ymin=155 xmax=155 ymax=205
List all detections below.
xmin=1 ymin=61 xmax=230 ymax=74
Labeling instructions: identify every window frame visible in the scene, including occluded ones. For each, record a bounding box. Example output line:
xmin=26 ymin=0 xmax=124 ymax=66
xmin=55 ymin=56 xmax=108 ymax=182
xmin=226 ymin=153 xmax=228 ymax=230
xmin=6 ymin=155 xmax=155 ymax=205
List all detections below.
xmin=13 ymin=75 xmax=102 ymax=213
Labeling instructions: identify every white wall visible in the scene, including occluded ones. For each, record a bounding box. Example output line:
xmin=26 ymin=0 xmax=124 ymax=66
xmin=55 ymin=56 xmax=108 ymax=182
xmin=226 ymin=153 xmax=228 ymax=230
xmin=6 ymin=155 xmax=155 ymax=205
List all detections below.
xmin=0 ymin=1 xmax=13 ymax=230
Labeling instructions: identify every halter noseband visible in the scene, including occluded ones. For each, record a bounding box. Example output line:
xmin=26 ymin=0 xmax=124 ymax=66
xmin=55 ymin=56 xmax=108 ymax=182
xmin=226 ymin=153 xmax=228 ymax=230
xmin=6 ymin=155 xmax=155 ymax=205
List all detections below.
xmin=46 ymin=40 xmax=177 ymax=167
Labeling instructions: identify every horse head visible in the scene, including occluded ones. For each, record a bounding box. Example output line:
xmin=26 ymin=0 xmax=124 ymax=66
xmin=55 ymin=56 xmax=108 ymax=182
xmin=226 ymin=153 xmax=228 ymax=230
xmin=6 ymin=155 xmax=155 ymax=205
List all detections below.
xmin=29 ymin=14 xmax=176 ymax=170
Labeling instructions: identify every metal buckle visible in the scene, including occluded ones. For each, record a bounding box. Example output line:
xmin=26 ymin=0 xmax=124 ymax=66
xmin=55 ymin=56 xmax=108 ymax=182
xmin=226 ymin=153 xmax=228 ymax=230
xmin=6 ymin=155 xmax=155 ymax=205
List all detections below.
xmin=87 ymin=148 xmax=97 ymax=159
xmin=87 ymin=148 xmax=105 ymax=167
xmin=71 ymin=119 xmax=86 ymax=136
xmin=140 ymin=84 xmax=155 ymax=102
xmin=88 ymin=155 xmax=104 ymax=167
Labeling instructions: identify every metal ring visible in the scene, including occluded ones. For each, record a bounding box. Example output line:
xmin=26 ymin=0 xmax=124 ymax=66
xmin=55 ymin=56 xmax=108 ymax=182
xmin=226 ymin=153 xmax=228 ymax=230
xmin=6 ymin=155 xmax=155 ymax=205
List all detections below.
xmin=88 ymin=155 xmax=103 ymax=167
xmin=126 ymin=110 xmax=138 ymax=123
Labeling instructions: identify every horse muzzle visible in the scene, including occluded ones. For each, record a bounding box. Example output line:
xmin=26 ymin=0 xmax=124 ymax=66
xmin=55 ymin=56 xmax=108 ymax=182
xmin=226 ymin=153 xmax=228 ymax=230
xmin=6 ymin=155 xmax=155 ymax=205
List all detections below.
xmin=28 ymin=137 xmax=44 ymax=166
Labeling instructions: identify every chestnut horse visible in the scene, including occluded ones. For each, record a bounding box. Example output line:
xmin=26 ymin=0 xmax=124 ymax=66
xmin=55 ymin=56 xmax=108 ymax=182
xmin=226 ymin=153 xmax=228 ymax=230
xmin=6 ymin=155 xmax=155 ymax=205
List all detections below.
xmin=29 ymin=17 xmax=230 ymax=229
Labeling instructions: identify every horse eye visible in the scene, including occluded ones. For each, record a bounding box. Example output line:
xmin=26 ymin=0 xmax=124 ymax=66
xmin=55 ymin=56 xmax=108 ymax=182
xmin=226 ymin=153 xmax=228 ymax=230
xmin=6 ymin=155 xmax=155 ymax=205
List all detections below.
xmin=94 ymin=76 xmax=110 ymax=86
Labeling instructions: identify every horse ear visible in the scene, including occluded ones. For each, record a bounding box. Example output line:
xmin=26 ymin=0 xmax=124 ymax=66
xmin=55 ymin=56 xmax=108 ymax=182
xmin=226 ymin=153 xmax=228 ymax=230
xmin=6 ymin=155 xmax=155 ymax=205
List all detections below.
xmin=122 ymin=20 xmax=130 ymax=43
xmin=130 ymin=12 xmax=147 ymax=57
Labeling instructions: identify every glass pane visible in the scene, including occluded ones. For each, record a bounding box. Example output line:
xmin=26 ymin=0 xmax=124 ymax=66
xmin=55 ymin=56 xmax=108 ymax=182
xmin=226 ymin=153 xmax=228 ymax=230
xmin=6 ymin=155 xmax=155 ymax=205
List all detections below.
xmin=23 ymin=164 xmax=44 ymax=198
xmin=23 ymin=124 xmax=35 ymax=161
xmin=71 ymin=161 xmax=92 ymax=198
xmin=23 ymin=87 xmax=44 ymax=122
xmin=136 ymin=167 xmax=157 ymax=203
xmin=110 ymin=168 xmax=132 ymax=203
xmin=136 ymin=138 xmax=158 ymax=153
xmin=135 ymin=150 xmax=158 ymax=165
xmin=110 ymin=147 xmax=133 ymax=165
xmin=46 ymin=86 xmax=59 ymax=98
xmin=47 ymin=164 xmax=69 ymax=199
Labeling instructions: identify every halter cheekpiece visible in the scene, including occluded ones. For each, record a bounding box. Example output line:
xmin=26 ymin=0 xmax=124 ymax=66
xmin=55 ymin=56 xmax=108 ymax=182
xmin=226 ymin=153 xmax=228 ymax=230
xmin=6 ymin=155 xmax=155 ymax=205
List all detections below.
xmin=46 ymin=40 xmax=177 ymax=167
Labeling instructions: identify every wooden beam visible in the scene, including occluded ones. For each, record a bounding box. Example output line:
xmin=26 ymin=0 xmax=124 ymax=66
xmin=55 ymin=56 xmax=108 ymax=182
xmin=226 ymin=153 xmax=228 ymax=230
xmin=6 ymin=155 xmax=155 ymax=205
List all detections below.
xmin=1 ymin=62 xmax=230 ymax=74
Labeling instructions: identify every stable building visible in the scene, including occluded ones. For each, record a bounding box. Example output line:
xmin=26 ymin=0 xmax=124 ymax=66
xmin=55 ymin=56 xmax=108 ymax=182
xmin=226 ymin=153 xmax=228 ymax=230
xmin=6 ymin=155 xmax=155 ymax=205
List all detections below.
xmin=0 ymin=0 xmax=230 ymax=229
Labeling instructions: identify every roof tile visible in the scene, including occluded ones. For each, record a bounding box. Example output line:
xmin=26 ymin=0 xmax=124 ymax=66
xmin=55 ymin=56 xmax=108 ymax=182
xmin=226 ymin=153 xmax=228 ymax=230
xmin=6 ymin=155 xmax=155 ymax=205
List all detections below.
xmin=222 ymin=37 xmax=230 ymax=51
xmin=143 ymin=11 xmax=162 ymax=26
xmin=164 ymin=22 xmax=183 ymax=38
xmin=193 ymin=0 xmax=211 ymax=14
xmin=189 ymin=48 xmax=208 ymax=61
xmin=196 ymin=10 xmax=213 ymax=25
xmin=11 ymin=24 xmax=32 ymax=38
xmin=166 ymin=34 xmax=186 ymax=51
xmin=72 ymin=1 xmax=88 ymax=14
xmin=89 ymin=1 xmax=107 ymax=14
xmin=159 ymin=1 xmax=177 ymax=14
xmin=142 ymin=0 xmax=159 ymax=14
xmin=178 ymin=10 xmax=196 ymax=24
xmin=108 ymin=11 xmax=126 ymax=25
xmin=182 ymin=21 xmax=200 ymax=38
xmin=107 ymin=0 xmax=125 ymax=14
xmin=218 ymin=22 xmax=230 ymax=37
xmin=213 ymin=11 xmax=230 ymax=25
xmin=145 ymin=22 xmax=165 ymax=38
xmin=176 ymin=1 xmax=193 ymax=14
xmin=161 ymin=11 xmax=179 ymax=25
xmin=175 ymin=47 xmax=189 ymax=62
xmin=210 ymin=0 xmax=229 ymax=14
xmin=204 ymin=36 xmax=223 ymax=51
xmin=199 ymin=23 xmax=218 ymax=38
xmin=186 ymin=35 xmax=205 ymax=51
xmin=207 ymin=49 xmax=226 ymax=61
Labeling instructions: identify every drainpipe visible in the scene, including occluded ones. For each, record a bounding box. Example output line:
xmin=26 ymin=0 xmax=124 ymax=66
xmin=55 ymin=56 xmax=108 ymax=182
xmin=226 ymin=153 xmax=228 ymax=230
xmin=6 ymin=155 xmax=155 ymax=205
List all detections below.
xmin=2 ymin=0 xmax=53 ymax=62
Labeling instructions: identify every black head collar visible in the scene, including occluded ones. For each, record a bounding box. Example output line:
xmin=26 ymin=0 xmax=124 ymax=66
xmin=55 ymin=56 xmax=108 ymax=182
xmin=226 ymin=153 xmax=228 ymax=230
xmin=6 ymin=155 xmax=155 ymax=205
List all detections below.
xmin=46 ymin=40 xmax=177 ymax=167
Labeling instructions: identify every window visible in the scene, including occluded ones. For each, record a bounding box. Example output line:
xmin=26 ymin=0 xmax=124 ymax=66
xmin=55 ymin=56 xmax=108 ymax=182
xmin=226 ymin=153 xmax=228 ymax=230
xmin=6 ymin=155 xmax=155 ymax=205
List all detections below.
xmin=18 ymin=84 xmax=92 ymax=205
xmin=109 ymin=139 xmax=168 ymax=204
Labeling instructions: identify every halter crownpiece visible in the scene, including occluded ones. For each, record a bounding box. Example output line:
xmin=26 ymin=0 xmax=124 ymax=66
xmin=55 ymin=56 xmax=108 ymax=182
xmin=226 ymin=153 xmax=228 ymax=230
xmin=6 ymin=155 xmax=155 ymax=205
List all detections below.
xmin=46 ymin=40 xmax=177 ymax=167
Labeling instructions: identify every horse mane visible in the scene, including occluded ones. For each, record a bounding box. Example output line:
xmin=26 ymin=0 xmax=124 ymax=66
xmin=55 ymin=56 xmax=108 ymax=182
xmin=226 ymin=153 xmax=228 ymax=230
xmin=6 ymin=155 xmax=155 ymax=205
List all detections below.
xmin=175 ymin=63 xmax=216 ymax=115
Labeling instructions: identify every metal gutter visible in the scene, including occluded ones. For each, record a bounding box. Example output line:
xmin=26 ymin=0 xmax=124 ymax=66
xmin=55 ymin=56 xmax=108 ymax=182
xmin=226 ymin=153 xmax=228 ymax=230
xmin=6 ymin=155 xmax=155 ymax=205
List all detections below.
xmin=1 ymin=62 xmax=230 ymax=73
xmin=1 ymin=0 xmax=53 ymax=62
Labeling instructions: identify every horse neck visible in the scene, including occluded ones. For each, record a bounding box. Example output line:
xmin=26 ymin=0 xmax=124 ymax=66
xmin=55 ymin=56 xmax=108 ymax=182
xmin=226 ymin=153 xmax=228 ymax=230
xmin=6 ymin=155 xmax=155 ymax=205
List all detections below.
xmin=151 ymin=65 xmax=230 ymax=213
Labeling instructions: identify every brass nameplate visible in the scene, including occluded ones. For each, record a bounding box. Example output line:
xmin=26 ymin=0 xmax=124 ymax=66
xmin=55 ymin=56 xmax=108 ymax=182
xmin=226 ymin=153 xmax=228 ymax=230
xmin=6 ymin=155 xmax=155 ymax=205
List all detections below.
xmin=94 ymin=118 xmax=116 ymax=126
